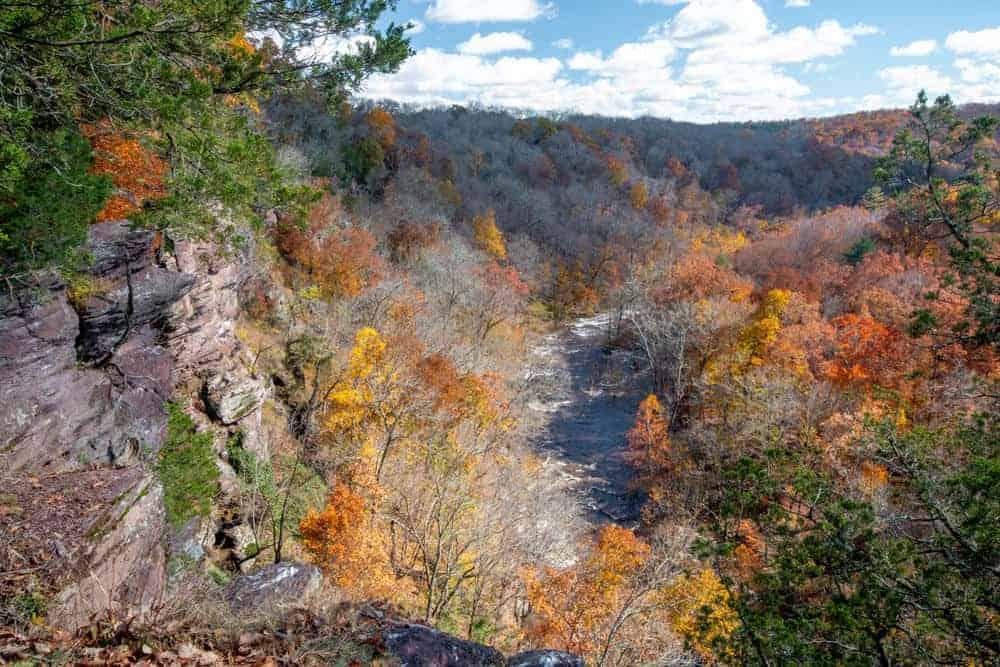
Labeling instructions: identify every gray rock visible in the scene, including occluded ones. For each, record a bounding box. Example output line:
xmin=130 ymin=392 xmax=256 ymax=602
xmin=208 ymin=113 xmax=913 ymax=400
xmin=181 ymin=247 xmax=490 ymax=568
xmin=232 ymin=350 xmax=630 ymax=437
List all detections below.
xmin=383 ymin=624 xmax=505 ymax=666
xmin=507 ymin=650 xmax=586 ymax=667
xmin=202 ymin=372 xmax=265 ymax=425
xmin=225 ymin=562 xmax=323 ymax=615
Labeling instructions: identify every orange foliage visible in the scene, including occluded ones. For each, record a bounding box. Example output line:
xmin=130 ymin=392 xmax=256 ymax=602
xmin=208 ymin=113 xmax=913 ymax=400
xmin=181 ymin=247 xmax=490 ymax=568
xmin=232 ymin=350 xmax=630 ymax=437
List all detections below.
xmin=605 ymin=156 xmax=628 ymax=187
xmin=299 ymin=482 xmax=394 ymax=597
xmin=824 ymin=312 xmax=906 ymax=389
xmin=647 ymin=196 xmax=671 ymax=225
xmin=656 ymin=251 xmax=753 ymax=304
xmin=387 ymin=220 xmax=440 ymax=263
xmin=625 ymin=394 xmax=671 ymax=476
xmin=365 ymin=107 xmax=397 ymax=149
xmin=523 ymin=525 xmax=651 ymax=658
xmin=84 ymin=123 xmax=167 ymax=222
xmin=629 ymin=182 xmax=649 ymax=209
xmin=275 ymin=192 xmax=383 ymax=298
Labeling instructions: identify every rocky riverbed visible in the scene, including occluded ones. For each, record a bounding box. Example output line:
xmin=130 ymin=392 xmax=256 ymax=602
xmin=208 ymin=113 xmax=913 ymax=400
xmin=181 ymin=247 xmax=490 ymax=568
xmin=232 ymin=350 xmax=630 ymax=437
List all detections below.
xmin=524 ymin=313 xmax=648 ymax=525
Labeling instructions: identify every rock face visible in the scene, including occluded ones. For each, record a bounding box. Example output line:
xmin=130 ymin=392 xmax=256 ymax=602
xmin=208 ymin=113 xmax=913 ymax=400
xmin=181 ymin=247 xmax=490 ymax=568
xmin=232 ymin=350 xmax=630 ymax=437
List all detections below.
xmin=0 ymin=219 xmax=271 ymax=630
xmin=76 ymin=221 xmax=195 ymax=363
xmin=0 ymin=223 xmax=190 ymax=472
xmin=506 ymin=650 xmax=586 ymax=667
xmin=47 ymin=473 xmax=167 ymax=630
xmin=225 ymin=562 xmax=323 ymax=615
xmin=382 ymin=624 xmax=506 ymax=666
xmin=201 ymin=371 xmax=266 ymax=425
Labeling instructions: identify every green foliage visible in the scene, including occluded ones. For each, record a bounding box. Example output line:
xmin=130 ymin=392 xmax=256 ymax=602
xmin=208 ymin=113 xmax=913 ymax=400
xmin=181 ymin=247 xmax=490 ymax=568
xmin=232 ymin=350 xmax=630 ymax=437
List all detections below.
xmin=5 ymin=591 xmax=48 ymax=627
xmin=877 ymin=91 xmax=999 ymax=350
xmin=227 ymin=436 xmax=327 ymax=560
xmin=718 ymin=415 xmax=999 ymax=664
xmin=158 ymin=404 xmax=220 ymax=527
xmin=0 ymin=0 xmax=411 ymax=272
xmin=342 ymin=136 xmax=386 ymax=189
xmin=0 ymin=131 xmax=109 ymax=275
xmin=206 ymin=563 xmax=233 ymax=586
xmin=843 ymin=236 xmax=875 ymax=265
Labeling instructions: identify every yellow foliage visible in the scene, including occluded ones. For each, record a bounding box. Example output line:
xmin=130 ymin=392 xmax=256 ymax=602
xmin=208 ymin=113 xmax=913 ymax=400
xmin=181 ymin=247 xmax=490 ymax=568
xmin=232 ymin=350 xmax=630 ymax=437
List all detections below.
xmin=661 ymin=568 xmax=739 ymax=662
xmin=473 ymin=209 xmax=507 ymax=260
xmin=736 ymin=289 xmax=791 ymax=367
xmin=629 ymin=182 xmax=649 ymax=209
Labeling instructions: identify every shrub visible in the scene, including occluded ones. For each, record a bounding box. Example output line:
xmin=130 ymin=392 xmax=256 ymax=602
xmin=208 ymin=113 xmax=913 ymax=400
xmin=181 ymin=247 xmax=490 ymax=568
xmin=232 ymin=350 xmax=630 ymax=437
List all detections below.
xmin=157 ymin=404 xmax=220 ymax=527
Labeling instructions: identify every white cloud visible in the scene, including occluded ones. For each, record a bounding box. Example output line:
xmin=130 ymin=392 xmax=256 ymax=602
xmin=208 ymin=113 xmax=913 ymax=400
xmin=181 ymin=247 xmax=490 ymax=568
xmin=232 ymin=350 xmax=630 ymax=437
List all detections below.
xmin=296 ymin=33 xmax=375 ymax=63
xmin=879 ymin=65 xmax=953 ymax=104
xmin=890 ymin=39 xmax=936 ymax=57
xmin=425 ymin=0 xmax=553 ymax=23
xmin=942 ymin=26 xmax=1000 ymax=103
xmin=568 ymin=40 xmax=676 ymax=76
xmin=367 ymin=0 xmax=881 ymax=122
xmin=786 ymin=0 xmax=810 ymax=7
xmin=945 ymin=27 xmax=1000 ymax=57
xmin=552 ymin=38 xmax=574 ymax=49
xmin=457 ymin=32 xmax=533 ymax=55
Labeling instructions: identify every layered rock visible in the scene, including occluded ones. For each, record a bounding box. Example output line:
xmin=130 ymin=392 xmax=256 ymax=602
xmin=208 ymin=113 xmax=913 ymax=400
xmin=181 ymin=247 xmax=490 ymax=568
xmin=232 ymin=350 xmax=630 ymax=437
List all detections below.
xmin=47 ymin=472 xmax=167 ymax=630
xmin=0 ymin=219 xmax=192 ymax=471
xmin=0 ymin=219 xmax=269 ymax=627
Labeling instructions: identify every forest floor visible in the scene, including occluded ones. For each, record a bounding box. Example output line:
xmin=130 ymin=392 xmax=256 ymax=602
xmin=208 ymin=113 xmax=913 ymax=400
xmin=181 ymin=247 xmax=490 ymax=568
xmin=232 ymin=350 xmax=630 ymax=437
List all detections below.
xmin=524 ymin=313 xmax=648 ymax=525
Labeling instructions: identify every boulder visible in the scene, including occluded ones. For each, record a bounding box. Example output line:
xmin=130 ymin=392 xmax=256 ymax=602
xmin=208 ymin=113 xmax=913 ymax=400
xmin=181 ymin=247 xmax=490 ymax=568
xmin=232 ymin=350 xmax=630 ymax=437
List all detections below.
xmin=225 ymin=562 xmax=323 ymax=615
xmin=201 ymin=372 xmax=266 ymax=425
xmin=382 ymin=624 xmax=505 ymax=666
xmin=507 ymin=650 xmax=586 ymax=667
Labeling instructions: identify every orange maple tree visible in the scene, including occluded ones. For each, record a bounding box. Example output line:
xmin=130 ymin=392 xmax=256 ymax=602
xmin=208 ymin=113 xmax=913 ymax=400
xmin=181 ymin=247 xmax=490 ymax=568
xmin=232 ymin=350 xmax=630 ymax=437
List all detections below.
xmin=84 ymin=123 xmax=168 ymax=222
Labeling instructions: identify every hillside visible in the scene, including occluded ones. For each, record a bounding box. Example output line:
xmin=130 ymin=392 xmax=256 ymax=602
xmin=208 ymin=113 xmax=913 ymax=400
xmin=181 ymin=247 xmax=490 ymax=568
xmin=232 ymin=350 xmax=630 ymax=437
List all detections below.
xmin=1 ymin=3 xmax=998 ymax=665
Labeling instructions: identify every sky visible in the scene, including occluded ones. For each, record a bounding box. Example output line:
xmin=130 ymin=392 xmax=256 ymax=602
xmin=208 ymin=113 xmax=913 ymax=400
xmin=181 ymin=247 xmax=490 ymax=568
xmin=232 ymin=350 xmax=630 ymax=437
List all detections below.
xmin=354 ymin=0 xmax=1000 ymax=123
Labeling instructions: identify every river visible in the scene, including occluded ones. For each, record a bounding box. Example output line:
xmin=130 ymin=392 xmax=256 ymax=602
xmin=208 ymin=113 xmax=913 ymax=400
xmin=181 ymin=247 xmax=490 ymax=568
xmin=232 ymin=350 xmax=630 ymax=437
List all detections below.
xmin=523 ymin=312 xmax=649 ymax=525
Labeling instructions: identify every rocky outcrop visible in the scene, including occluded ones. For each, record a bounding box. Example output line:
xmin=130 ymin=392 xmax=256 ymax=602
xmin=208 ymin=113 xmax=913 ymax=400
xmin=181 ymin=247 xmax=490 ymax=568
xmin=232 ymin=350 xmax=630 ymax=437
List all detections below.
xmin=47 ymin=472 xmax=167 ymax=630
xmin=383 ymin=624 xmax=506 ymax=666
xmin=224 ymin=562 xmax=323 ymax=615
xmin=0 ymin=218 xmax=272 ymax=630
xmin=75 ymin=222 xmax=195 ymax=363
xmin=507 ymin=650 xmax=586 ymax=667
xmin=0 ymin=222 xmax=198 ymax=472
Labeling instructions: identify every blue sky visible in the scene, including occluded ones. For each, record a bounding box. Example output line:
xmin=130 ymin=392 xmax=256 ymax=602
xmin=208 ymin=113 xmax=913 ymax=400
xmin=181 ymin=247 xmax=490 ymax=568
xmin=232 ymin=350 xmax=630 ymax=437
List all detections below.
xmin=356 ymin=0 xmax=1000 ymax=122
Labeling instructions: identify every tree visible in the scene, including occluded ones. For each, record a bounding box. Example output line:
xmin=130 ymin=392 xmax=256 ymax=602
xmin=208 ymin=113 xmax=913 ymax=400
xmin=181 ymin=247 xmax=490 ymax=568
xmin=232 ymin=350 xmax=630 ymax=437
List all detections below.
xmin=0 ymin=0 xmax=411 ymax=274
xmin=472 ymin=209 xmax=507 ymax=260
xmin=523 ymin=525 xmax=693 ymax=666
xmin=625 ymin=395 xmax=671 ymax=478
xmin=876 ymin=92 xmax=999 ymax=349
xmin=714 ymin=415 xmax=1000 ymax=665
xmin=299 ymin=481 xmax=394 ymax=597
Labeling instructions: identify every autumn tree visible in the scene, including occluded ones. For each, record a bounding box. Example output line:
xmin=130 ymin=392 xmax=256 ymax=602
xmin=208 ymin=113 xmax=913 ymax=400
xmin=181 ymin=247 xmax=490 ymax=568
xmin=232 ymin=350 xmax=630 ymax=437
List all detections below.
xmin=0 ymin=0 xmax=411 ymax=275
xmin=523 ymin=524 xmax=728 ymax=665
xmin=472 ymin=209 xmax=507 ymax=260
xmin=625 ymin=395 xmax=671 ymax=479
xmin=299 ymin=481 xmax=395 ymax=598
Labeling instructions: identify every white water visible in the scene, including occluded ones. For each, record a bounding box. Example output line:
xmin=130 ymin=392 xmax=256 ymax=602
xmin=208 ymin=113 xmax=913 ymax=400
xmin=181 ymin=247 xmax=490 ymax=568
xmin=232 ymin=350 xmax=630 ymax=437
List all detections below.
xmin=523 ymin=312 xmax=647 ymax=524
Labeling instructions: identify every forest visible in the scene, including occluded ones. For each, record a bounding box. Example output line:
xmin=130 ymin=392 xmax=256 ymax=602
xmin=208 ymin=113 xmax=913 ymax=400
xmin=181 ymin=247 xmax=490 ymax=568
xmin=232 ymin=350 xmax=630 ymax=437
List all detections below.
xmin=0 ymin=1 xmax=997 ymax=665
